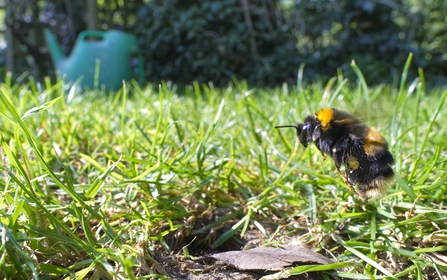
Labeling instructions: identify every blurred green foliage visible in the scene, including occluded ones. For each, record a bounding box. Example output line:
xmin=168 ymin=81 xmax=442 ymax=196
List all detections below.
xmin=134 ymin=0 xmax=298 ymax=86
xmin=5 ymin=0 xmax=447 ymax=86
xmin=133 ymin=0 xmax=447 ymax=86
xmin=291 ymin=0 xmax=414 ymax=84
xmin=400 ymin=0 xmax=447 ymax=84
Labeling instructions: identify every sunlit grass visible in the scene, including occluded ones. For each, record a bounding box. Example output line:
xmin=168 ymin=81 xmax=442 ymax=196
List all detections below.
xmin=1 ymin=58 xmax=447 ymax=279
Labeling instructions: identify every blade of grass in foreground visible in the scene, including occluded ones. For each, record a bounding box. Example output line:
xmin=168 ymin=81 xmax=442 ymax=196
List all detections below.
xmin=0 ymin=223 xmax=37 ymax=279
xmin=0 ymin=90 xmax=119 ymax=277
xmin=350 ymin=60 xmax=370 ymax=119
xmin=260 ymin=262 xmax=359 ymax=280
xmin=2 ymin=145 xmax=114 ymax=278
xmin=1 ymin=91 xmax=119 ymax=237
xmin=331 ymin=233 xmax=395 ymax=279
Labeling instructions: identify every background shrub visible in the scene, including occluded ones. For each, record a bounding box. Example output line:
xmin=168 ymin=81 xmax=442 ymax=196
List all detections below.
xmin=134 ymin=0 xmax=299 ymax=86
xmin=133 ymin=0 xmax=423 ymax=86
xmin=4 ymin=0 xmax=447 ymax=86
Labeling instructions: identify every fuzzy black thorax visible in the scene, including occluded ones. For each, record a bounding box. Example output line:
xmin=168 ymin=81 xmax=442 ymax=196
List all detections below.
xmin=276 ymin=108 xmax=394 ymax=201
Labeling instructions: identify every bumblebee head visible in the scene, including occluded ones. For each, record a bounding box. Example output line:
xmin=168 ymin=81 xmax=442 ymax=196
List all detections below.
xmin=275 ymin=122 xmax=314 ymax=147
xmin=297 ymin=123 xmax=313 ymax=147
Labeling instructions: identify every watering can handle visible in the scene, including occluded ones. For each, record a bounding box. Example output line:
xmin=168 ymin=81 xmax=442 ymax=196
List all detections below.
xmin=78 ymin=30 xmax=106 ymax=41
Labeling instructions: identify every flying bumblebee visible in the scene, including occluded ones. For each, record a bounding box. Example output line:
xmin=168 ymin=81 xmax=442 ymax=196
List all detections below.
xmin=276 ymin=108 xmax=394 ymax=202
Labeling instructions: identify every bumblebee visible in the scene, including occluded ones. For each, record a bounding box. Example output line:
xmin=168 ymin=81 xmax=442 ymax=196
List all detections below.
xmin=276 ymin=108 xmax=394 ymax=201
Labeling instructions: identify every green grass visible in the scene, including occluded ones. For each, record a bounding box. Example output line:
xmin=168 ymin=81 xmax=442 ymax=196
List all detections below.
xmin=1 ymin=60 xmax=447 ymax=279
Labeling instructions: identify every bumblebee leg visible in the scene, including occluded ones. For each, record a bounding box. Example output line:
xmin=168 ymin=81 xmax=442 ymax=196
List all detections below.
xmin=335 ymin=165 xmax=347 ymax=182
xmin=335 ymin=167 xmax=361 ymax=199
xmin=332 ymin=150 xmax=348 ymax=182
xmin=332 ymin=141 xmax=363 ymax=200
xmin=338 ymin=164 xmax=362 ymax=199
xmin=334 ymin=164 xmax=357 ymax=195
xmin=344 ymin=169 xmax=351 ymax=184
xmin=321 ymin=152 xmax=326 ymax=161
xmin=347 ymin=181 xmax=360 ymax=198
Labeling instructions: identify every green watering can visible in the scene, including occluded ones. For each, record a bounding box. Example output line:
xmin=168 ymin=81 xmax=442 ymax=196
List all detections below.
xmin=44 ymin=29 xmax=144 ymax=90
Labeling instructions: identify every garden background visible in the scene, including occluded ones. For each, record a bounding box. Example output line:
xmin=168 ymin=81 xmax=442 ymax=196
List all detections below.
xmin=3 ymin=0 xmax=447 ymax=86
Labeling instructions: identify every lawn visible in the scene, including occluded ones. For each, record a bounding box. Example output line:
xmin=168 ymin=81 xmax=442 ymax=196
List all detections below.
xmin=1 ymin=59 xmax=447 ymax=279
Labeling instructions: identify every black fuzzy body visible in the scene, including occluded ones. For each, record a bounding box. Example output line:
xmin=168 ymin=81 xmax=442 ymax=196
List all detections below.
xmin=294 ymin=108 xmax=394 ymax=201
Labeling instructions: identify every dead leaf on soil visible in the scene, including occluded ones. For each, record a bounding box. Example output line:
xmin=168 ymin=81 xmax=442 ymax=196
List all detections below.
xmin=198 ymin=245 xmax=331 ymax=271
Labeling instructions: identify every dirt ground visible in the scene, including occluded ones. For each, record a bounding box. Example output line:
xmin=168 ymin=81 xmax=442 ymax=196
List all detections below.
xmin=149 ymin=213 xmax=334 ymax=280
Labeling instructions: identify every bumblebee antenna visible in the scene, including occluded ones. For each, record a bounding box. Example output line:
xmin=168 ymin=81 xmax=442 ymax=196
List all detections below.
xmin=275 ymin=125 xmax=297 ymax=129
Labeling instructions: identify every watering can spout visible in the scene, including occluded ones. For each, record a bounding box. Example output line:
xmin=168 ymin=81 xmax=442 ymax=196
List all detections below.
xmin=44 ymin=29 xmax=66 ymax=68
